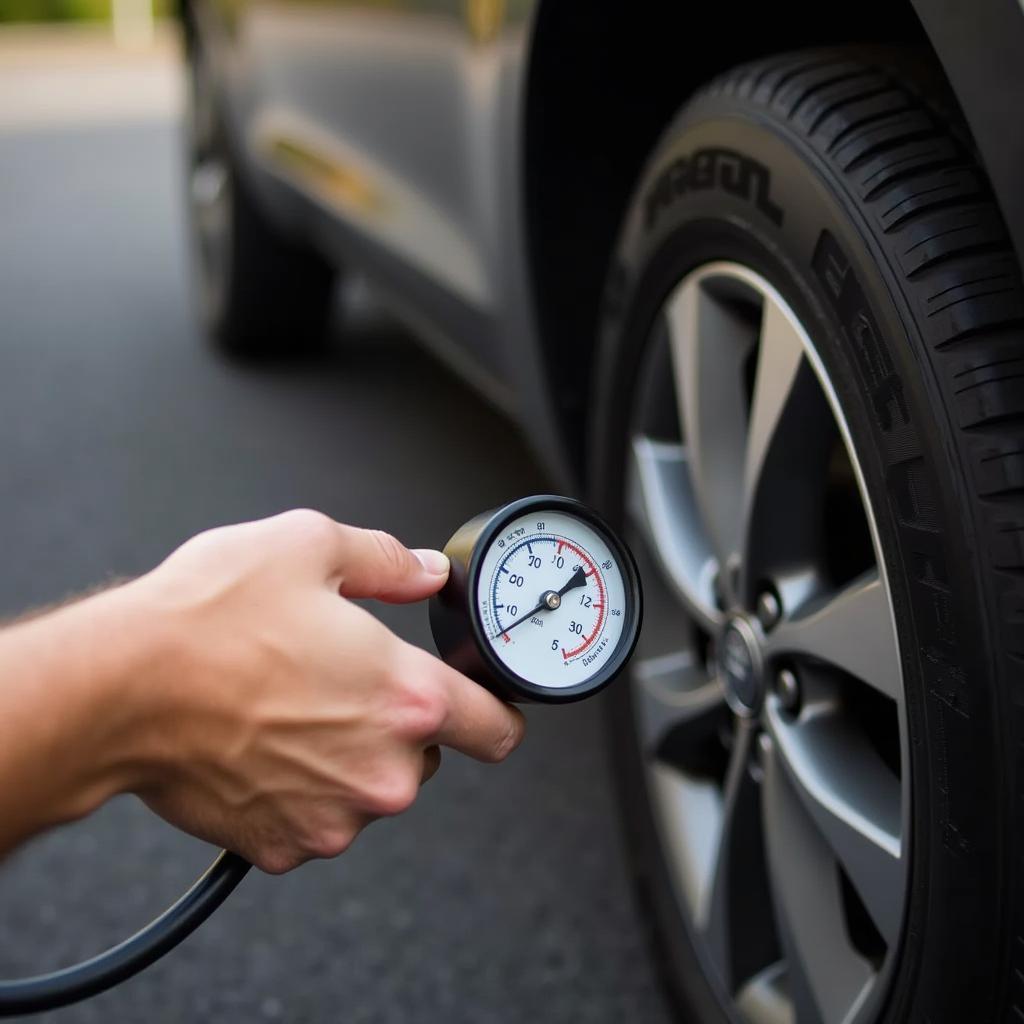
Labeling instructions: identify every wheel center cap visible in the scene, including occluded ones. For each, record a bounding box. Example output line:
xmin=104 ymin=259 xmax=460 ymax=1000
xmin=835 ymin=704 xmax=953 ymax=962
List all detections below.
xmin=720 ymin=616 xmax=764 ymax=717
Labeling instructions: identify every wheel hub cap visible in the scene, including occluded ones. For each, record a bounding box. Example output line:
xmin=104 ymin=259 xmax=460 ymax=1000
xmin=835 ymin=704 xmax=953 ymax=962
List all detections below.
xmin=720 ymin=617 xmax=763 ymax=717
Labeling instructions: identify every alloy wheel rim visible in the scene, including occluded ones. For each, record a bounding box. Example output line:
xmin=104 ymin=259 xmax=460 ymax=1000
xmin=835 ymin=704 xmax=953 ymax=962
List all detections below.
xmin=625 ymin=262 xmax=909 ymax=1024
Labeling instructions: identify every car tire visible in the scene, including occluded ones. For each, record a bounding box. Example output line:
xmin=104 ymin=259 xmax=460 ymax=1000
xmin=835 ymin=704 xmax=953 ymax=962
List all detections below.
xmin=184 ymin=40 xmax=335 ymax=358
xmin=592 ymin=48 xmax=1024 ymax=1024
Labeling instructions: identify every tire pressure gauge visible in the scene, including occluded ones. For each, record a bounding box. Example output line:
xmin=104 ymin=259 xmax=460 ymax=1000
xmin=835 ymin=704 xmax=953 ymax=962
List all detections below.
xmin=0 ymin=495 xmax=640 ymax=1019
xmin=430 ymin=495 xmax=642 ymax=702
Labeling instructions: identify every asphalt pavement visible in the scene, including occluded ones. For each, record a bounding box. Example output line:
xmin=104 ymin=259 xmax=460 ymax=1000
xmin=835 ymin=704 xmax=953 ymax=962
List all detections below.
xmin=0 ymin=28 xmax=671 ymax=1024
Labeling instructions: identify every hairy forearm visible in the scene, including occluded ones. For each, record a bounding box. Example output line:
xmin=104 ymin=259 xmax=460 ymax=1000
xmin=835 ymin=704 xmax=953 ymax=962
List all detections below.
xmin=0 ymin=512 xmax=523 ymax=874
xmin=0 ymin=583 xmax=155 ymax=857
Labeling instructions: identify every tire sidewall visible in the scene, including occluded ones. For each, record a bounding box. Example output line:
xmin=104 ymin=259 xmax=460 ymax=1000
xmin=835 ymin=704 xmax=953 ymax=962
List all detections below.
xmin=593 ymin=97 xmax=1004 ymax=1023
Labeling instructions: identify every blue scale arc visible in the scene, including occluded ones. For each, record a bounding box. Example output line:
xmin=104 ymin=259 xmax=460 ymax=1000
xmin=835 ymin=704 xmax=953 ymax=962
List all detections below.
xmin=488 ymin=534 xmax=596 ymax=637
xmin=489 ymin=535 xmax=562 ymax=635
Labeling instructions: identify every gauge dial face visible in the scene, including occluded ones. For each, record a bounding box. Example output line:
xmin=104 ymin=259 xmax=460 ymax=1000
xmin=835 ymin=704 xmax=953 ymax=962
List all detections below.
xmin=476 ymin=508 xmax=630 ymax=689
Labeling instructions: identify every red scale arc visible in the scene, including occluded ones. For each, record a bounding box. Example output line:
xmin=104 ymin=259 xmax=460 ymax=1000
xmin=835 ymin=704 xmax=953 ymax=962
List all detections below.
xmin=558 ymin=540 xmax=607 ymax=661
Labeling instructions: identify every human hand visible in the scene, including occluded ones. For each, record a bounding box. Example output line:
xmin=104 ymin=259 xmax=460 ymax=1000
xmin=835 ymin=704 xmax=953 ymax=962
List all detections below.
xmin=120 ymin=510 xmax=525 ymax=873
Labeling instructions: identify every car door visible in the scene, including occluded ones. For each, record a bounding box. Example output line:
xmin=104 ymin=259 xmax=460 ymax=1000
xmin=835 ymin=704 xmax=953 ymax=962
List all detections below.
xmin=229 ymin=0 xmax=533 ymax=381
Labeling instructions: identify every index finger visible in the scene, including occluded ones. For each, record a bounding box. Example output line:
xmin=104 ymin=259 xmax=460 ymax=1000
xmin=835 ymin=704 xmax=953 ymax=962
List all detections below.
xmin=263 ymin=511 xmax=449 ymax=602
xmin=412 ymin=649 xmax=525 ymax=763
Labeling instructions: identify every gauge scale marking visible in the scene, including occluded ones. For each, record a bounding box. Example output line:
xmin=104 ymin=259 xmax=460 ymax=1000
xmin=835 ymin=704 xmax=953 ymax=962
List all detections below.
xmin=488 ymin=535 xmax=606 ymax=655
xmin=476 ymin=510 xmax=629 ymax=689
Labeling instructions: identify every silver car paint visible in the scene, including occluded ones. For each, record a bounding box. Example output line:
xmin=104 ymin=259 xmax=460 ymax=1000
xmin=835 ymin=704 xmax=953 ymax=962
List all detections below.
xmin=197 ymin=0 xmax=572 ymax=484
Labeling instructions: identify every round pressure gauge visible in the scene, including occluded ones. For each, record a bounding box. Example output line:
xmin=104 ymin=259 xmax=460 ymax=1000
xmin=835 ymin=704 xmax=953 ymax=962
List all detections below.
xmin=429 ymin=495 xmax=642 ymax=703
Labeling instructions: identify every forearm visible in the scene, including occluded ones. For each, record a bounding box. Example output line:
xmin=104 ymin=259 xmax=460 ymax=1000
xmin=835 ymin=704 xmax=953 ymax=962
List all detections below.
xmin=0 ymin=512 xmax=523 ymax=874
xmin=0 ymin=583 xmax=154 ymax=856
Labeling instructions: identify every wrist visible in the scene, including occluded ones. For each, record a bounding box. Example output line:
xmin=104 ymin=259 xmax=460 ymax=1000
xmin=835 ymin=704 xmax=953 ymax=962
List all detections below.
xmin=71 ymin=577 xmax=182 ymax=800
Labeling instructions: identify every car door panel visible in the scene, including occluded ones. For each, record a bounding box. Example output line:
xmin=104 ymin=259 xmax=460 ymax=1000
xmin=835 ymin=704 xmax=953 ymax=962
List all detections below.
xmin=206 ymin=2 xmax=534 ymax=377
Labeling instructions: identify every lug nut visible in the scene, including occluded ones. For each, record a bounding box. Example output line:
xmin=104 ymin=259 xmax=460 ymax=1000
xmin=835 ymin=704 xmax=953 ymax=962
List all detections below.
xmin=756 ymin=590 xmax=781 ymax=630
xmin=774 ymin=668 xmax=800 ymax=713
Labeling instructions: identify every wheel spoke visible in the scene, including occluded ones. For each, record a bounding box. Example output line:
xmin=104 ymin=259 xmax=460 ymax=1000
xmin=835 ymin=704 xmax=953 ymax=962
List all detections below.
xmin=665 ymin=277 xmax=756 ymax=579
xmin=765 ymin=699 xmax=903 ymax=945
xmin=649 ymin=764 xmax=724 ymax=926
xmin=762 ymin=737 xmax=875 ymax=1024
xmin=700 ymin=721 xmax=778 ymax=992
xmin=735 ymin=962 xmax=795 ymax=1024
xmin=628 ymin=435 xmax=722 ymax=632
xmin=736 ymin=304 xmax=836 ymax=603
xmin=740 ymin=295 xmax=808 ymax=557
xmin=632 ymin=651 xmax=724 ymax=760
xmin=766 ymin=569 xmax=901 ymax=702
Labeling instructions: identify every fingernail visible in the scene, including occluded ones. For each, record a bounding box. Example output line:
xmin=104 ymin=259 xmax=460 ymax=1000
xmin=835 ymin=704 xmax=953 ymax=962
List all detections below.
xmin=413 ymin=549 xmax=449 ymax=575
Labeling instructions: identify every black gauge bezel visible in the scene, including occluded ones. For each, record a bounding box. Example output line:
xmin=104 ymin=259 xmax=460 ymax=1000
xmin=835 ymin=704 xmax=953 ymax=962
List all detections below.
xmin=465 ymin=495 xmax=642 ymax=703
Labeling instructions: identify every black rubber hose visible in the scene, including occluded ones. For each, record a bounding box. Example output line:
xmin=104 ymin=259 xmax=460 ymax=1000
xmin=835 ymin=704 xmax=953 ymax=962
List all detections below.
xmin=0 ymin=851 xmax=250 ymax=1016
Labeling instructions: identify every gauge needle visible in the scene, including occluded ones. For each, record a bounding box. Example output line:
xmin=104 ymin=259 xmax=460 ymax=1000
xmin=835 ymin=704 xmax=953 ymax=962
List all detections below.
xmin=556 ymin=565 xmax=589 ymax=598
xmin=491 ymin=566 xmax=588 ymax=639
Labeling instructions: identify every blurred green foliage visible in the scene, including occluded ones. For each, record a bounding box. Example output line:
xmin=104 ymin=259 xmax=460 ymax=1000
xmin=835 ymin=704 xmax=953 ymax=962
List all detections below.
xmin=0 ymin=0 xmax=172 ymax=22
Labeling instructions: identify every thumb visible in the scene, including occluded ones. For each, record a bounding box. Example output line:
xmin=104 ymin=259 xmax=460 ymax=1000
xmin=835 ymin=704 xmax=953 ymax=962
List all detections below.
xmin=330 ymin=525 xmax=449 ymax=603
